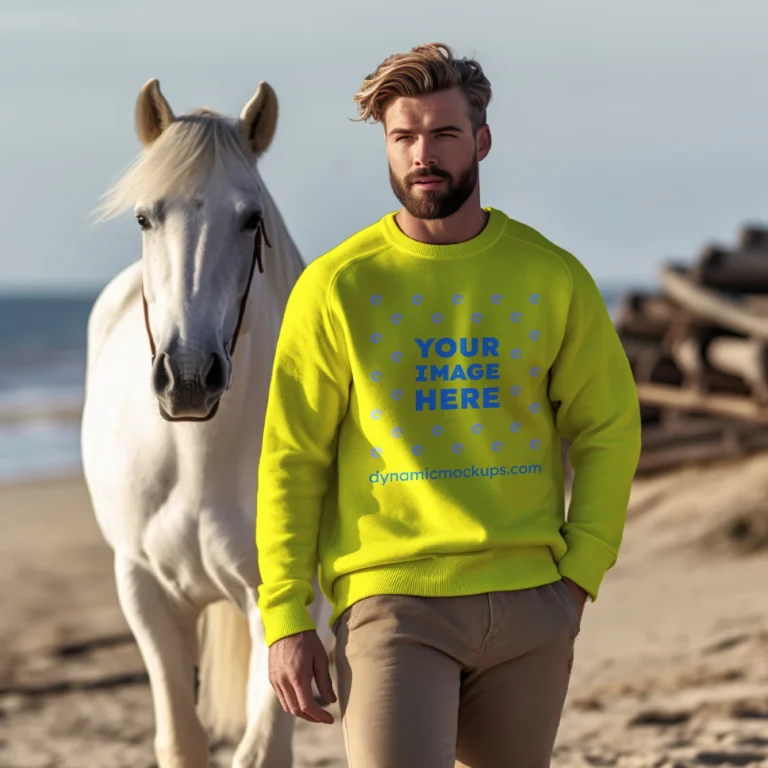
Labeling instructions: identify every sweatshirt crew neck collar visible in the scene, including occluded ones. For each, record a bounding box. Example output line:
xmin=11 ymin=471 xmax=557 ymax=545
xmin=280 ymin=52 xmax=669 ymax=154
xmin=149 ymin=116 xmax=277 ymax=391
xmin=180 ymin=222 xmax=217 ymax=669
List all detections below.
xmin=382 ymin=206 xmax=506 ymax=259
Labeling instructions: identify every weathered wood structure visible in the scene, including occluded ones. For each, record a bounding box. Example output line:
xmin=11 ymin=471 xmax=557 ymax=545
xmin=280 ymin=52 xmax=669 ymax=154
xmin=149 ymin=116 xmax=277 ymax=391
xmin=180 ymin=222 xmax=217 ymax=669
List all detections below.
xmin=614 ymin=224 xmax=768 ymax=473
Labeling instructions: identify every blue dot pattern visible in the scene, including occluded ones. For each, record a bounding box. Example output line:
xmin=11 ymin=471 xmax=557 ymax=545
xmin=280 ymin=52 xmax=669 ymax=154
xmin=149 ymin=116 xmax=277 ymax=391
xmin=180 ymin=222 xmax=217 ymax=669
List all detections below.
xmin=365 ymin=289 xmax=546 ymax=465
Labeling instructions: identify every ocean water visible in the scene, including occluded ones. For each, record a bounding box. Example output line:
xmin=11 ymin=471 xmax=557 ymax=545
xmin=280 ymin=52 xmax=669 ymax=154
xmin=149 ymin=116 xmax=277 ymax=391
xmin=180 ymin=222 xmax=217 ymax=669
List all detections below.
xmin=0 ymin=294 xmax=95 ymax=483
xmin=0 ymin=286 xmax=628 ymax=484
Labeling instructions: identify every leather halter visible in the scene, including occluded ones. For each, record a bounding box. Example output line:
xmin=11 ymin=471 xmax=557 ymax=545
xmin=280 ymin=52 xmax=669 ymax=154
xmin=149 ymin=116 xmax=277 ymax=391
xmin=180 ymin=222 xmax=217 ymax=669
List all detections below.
xmin=141 ymin=217 xmax=270 ymax=370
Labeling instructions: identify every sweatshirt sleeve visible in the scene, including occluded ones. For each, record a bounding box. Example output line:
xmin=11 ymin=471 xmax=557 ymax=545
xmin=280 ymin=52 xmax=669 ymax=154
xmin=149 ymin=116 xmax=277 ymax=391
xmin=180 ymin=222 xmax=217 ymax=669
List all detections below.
xmin=548 ymin=257 xmax=642 ymax=601
xmin=256 ymin=260 xmax=351 ymax=646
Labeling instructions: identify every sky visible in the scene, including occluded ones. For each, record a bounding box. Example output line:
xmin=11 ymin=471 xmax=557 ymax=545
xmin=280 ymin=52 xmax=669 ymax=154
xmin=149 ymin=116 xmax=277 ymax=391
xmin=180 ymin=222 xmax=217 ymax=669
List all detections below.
xmin=1 ymin=0 xmax=768 ymax=293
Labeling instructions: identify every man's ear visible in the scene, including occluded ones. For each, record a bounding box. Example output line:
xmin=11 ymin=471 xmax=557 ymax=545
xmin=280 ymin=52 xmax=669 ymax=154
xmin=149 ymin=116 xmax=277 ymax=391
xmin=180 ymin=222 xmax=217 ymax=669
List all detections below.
xmin=476 ymin=124 xmax=492 ymax=161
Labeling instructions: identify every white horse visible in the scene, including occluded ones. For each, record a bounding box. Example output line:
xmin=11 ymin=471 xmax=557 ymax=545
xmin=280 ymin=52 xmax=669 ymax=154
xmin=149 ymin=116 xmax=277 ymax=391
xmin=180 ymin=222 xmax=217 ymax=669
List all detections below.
xmin=81 ymin=78 xmax=331 ymax=768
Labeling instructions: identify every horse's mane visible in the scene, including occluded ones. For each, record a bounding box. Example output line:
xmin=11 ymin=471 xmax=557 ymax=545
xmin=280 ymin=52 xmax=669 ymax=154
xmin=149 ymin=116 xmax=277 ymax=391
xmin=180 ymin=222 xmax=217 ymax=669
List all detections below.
xmin=95 ymin=108 xmax=254 ymax=221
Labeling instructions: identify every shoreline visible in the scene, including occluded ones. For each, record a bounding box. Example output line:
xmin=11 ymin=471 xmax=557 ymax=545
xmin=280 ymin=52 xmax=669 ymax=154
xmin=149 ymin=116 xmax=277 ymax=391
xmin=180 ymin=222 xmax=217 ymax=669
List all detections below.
xmin=0 ymin=407 xmax=83 ymax=486
xmin=0 ymin=404 xmax=82 ymax=426
xmin=0 ymin=466 xmax=84 ymax=490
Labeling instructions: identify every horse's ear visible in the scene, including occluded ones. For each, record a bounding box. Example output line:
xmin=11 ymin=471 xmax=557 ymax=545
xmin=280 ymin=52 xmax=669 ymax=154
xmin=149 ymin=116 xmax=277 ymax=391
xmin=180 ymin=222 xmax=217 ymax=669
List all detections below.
xmin=239 ymin=81 xmax=278 ymax=157
xmin=136 ymin=79 xmax=175 ymax=147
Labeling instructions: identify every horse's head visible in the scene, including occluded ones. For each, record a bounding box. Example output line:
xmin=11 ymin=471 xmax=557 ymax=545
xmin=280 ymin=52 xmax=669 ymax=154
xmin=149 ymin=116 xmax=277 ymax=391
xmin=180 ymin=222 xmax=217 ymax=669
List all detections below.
xmin=99 ymin=79 xmax=278 ymax=421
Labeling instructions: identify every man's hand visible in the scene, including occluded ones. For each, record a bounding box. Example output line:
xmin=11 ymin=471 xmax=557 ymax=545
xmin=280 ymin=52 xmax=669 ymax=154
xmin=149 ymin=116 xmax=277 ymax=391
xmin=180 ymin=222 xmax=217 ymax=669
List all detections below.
xmin=563 ymin=577 xmax=589 ymax=616
xmin=268 ymin=630 xmax=336 ymax=724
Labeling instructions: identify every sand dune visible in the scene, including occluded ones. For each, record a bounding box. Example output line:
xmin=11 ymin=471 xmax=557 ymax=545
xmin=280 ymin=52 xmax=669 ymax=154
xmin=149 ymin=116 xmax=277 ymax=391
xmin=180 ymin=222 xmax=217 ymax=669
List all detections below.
xmin=1 ymin=456 xmax=767 ymax=767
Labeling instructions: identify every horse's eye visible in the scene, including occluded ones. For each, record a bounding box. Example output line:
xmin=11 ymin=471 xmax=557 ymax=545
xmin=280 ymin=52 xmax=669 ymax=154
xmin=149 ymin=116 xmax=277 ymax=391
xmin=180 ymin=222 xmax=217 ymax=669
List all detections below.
xmin=136 ymin=214 xmax=150 ymax=230
xmin=243 ymin=212 xmax=262 ymax=231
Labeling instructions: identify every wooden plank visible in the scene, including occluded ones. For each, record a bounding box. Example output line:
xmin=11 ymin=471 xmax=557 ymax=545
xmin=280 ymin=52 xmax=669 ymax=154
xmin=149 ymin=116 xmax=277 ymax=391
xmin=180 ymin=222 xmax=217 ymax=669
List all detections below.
xmin=696 ymin=246 xmax=768 ymax=293
xmin=637 ymin=423 xmax=768 ymax=474
xmin=661 ymin=321 xmax=752 ymax=396
xmin=636 ymin=382 xmax=768 ymax=425
xmin=659 ymin=266 xmax=768 ymax=339
xmin=637 ymin=439 xmax=741 ymax=473
xmin=641 ymin=414 xmax=768 ymax=447
xmin=641 ymin=419 xmax=728 ymax=449
xmin=668 ymin=335 xmax=702 ymax=385
xmin=706 ymin=336 xmax=768 ymax=402
xmin=615 ymin=292 xmax=676 ymax=339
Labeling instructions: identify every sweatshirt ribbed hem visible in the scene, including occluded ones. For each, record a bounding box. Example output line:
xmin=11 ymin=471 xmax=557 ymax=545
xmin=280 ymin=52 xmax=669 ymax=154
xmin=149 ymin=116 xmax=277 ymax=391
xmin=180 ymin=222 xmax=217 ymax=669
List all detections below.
xmin=327 ymin=546 xmax=561 ymax=625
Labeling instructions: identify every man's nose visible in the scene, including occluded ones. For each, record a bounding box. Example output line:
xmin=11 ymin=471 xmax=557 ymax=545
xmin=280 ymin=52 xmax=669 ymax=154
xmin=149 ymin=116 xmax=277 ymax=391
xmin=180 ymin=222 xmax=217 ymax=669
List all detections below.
xmin=413 ymin=137 xmax=438 ymax=167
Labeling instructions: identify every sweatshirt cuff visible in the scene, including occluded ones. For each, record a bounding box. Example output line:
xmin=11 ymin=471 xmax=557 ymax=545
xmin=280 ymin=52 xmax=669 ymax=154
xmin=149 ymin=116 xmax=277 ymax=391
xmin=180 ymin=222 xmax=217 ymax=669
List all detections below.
xmin=261 ymin=598 xmax=317 ymax=647
xmin=557 ymin=530 xmax=618 ymax=601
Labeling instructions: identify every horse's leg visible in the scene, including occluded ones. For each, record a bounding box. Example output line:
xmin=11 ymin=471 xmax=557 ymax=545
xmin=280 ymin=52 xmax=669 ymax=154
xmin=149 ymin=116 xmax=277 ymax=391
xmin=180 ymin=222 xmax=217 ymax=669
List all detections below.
xmin=231 ymin=592 xmax=294 ymax=768
xmin=115 ymin=555 xmax=207 ymax=768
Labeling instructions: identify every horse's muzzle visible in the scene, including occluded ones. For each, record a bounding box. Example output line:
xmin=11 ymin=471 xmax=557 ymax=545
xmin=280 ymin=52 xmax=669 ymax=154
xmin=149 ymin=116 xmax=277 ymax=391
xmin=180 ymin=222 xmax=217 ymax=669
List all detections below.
xmin=151 ymin=350 xmax=230 ymax=421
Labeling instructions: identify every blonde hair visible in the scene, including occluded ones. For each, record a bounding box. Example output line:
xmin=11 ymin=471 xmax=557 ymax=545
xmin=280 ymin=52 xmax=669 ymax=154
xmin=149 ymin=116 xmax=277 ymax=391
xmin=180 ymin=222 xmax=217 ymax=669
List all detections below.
xmin=94 ymin=110 xmax=251 ymax=222
xmin=353 ymin=43 xmax=492 ymax=131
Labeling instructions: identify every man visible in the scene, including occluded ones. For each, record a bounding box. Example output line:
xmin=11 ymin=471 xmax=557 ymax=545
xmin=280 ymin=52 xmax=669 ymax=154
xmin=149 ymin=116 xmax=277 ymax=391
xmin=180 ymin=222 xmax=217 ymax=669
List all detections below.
xmin=256 ymin=42 xmax=641 ymax=767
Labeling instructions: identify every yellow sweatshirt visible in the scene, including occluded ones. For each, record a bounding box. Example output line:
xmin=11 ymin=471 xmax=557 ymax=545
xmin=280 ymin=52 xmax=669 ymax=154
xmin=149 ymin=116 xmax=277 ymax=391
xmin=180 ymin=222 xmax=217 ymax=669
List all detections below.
xmin=256 ymin=208 xmax=641 ymax=646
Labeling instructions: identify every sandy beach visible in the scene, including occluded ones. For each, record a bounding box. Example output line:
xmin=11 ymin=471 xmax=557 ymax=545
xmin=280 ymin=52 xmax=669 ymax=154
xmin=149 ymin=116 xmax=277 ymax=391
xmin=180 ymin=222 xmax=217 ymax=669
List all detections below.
xmin=1 ymin=457 xmax=767 ymax=768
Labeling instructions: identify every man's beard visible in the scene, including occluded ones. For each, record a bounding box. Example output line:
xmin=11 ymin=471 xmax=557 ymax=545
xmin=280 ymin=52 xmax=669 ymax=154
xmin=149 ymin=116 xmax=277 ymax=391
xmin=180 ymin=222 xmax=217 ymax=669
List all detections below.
xmin=389 ymin=159 xmax=479 ymax=220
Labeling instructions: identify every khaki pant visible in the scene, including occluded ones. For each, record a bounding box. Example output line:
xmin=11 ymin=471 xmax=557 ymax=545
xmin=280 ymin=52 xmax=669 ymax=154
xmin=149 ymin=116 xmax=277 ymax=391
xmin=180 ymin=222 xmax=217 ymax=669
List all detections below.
xmin=332 ymin=579 xmax=581 ymax=768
